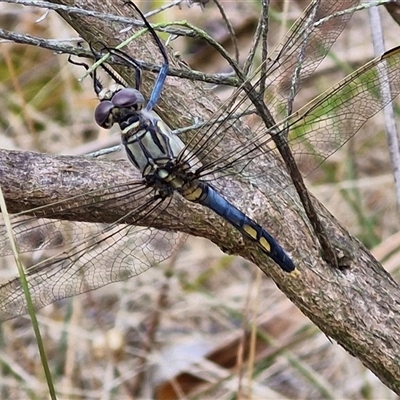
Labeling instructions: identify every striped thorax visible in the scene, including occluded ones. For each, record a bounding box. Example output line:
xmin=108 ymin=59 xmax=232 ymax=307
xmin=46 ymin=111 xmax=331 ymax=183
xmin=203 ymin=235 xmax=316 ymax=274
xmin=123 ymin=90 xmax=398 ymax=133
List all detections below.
xmin=95 ymin=85 xmax=190 ymax=184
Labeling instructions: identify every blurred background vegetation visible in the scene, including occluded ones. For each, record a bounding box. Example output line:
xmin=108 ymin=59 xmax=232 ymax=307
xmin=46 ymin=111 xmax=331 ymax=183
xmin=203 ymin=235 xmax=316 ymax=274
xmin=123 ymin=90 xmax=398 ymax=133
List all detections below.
xmin=0 ymin=1 xmax=399 ymax=398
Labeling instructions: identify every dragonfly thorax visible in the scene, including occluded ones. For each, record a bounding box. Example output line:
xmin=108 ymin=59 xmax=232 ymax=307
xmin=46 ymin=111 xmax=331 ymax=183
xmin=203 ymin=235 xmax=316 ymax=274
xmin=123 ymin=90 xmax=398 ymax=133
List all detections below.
xmin=122 ymin=108 xmax=187 ymax=178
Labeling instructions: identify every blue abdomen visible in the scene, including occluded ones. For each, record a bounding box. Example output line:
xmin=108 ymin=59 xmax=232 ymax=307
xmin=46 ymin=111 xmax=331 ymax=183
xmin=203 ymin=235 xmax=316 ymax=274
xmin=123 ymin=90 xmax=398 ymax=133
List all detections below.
xmin=196 ymin=183 xmax=295 ymax=272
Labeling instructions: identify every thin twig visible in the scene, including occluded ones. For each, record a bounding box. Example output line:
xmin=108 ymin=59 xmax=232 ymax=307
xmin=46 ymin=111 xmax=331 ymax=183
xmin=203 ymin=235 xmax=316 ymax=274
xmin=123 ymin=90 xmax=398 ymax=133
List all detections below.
xmin=0 ymin=28 xmax=239 ymax=86
xmin=213 ymin=0 xmax=240 ymax=64
xmin=368 ymin=1 xmax=400 ymax=212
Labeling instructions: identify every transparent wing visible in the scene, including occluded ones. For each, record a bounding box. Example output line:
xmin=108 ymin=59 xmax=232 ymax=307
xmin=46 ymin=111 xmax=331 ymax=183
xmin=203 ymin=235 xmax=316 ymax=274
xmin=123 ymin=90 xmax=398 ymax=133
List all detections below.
xmin=274 ymin=45 xmax=400 ymax=176
xmin=0 ymin=179 xmax=150 ymax=255
xmin=0 ymin=217 xmax=100 ymax=256
xmin=0 ymin=223 xmax=179 ymax=321
xmin=0 ymin=179 xmax=183 ymax=321
xmin=182 ymin=0 xmax=362 ymax=176
xmin=263 ymin=0 xmax=360 ymax=120
xmin=187 ymin=47 xmax=400 ymax=191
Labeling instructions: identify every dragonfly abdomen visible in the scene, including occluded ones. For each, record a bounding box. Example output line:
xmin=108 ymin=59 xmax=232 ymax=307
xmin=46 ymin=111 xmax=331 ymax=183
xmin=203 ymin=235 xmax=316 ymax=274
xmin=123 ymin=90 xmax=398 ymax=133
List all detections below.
xmin=187 ymin=182 xmax=295 ymax=273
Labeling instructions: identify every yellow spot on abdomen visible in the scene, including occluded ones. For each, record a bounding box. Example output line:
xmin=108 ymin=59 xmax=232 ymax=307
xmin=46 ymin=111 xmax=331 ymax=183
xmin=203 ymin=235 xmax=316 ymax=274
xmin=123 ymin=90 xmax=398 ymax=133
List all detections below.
xmin=259 ymin=236 xmax=271 ymax=252
xmin=290 ymin=269 xmax=301 ymax=278
xmin=185 ymin=187 xmax=203 ymax=201
xmin=243 ymin=224 xmax=257 ymax=239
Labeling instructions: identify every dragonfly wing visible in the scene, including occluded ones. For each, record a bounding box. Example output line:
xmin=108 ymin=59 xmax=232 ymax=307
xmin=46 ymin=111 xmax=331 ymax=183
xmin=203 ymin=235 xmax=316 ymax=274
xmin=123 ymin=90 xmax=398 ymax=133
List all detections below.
xmin=263 ymin=0 xmax=360 ymax=120
xmin=286 ymin=46 xmax=400 ymax=176
xmin=182 ymin=2 xmax=363 ymax=182
xmin=0 ymin=217 xmax=101 ymax=256
xmin=0 ymin=223 xmax=180 ymax=321
xmin=0 ymin=179 xmax=153 ymax=256
xmin=195 ymin=47 xmax=400 ymax=189
xmin=0 ymin=173 xmax=185 ymax=320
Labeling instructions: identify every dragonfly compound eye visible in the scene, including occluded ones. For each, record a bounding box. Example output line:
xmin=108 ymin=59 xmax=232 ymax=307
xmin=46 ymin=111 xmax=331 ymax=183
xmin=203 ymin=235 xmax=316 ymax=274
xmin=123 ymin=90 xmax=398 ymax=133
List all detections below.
xmin=94 ymin=100 xmax=115 ymax=129
xmin=112 ymin=88 xmax=145 ymax=110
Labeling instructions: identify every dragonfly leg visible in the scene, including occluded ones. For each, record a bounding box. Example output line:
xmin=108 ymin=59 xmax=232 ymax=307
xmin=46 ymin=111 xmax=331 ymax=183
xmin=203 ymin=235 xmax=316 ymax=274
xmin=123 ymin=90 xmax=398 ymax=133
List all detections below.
xmin=124 ymin=1 xmax=169 ymax=111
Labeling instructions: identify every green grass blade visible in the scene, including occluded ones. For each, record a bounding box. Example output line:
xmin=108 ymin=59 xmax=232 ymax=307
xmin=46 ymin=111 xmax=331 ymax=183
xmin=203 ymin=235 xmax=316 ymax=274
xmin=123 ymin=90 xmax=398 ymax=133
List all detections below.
xmin=0 ymin=186 xmax=57 ymax=400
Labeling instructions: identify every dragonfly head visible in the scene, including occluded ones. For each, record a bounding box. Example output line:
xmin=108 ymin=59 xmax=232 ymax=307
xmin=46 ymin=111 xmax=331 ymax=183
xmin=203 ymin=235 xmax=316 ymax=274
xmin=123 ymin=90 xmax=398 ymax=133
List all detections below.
xmin=95 ymin=85 xmax=146 ymax=129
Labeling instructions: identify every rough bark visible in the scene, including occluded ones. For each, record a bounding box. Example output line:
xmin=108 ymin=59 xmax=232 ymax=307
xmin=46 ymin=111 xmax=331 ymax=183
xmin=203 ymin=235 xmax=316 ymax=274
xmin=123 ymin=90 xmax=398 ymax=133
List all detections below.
xmin=1 ymin=0 xmax=399 ymax=393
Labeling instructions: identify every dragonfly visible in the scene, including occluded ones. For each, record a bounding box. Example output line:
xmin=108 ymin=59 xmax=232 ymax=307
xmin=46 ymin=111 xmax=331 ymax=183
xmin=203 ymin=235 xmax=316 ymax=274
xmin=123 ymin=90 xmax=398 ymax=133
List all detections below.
xmin=1 ymin=0 xmax=400 ymax=321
